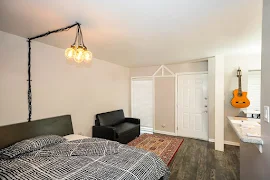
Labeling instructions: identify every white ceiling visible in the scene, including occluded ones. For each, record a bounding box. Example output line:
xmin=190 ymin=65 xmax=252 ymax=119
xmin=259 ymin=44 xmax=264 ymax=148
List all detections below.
xmin=0 ymin=0 xmax=262 ymax=67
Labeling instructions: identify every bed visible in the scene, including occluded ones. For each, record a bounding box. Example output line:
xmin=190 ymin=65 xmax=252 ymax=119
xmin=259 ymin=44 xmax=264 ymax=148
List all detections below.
xmin=0 ymin=115 xmax=170 ymax=180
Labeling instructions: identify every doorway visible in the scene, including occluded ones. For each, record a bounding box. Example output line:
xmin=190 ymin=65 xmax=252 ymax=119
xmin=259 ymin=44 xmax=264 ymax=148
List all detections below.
xmin=176 ymin=73 xmax=208 ymax=140
xmin=131 ymin=78 xmax=154 ymax=134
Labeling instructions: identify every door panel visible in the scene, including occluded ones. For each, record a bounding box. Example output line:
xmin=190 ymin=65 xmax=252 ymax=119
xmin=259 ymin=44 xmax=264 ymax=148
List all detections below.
xmin=131 ymin=79 xmax=153 ymax=129
xmin=177 ymin=74 xmax=208 ymax=140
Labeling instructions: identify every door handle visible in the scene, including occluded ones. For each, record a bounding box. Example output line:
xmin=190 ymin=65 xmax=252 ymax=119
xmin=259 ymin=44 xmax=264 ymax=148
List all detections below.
xmin=203 ymin=111 xmax=208 ymax=113
xmin=204 ymin=105 xmax=208 ymax=108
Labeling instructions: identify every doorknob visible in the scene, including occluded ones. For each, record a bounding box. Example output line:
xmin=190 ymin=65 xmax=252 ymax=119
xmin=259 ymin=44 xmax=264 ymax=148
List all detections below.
xmin=204 ymin=105 xmax=208 ymax=108
xmin=204 ymin=111 xmax=208 ymax=113
xmin=205 ymin=97 xmax=208 ymax=100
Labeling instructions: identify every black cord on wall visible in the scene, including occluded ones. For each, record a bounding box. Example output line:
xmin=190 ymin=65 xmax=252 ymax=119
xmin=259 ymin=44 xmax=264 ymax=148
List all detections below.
xmin=27 ymin=22 xmax=80 ymax=122
xmin=27 ymin=40 xmax=32 ymax=122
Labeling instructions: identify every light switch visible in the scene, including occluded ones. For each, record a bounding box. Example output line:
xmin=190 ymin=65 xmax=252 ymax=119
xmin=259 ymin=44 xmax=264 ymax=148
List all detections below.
xmin=264 ymin=106 xmax=270 ymax=123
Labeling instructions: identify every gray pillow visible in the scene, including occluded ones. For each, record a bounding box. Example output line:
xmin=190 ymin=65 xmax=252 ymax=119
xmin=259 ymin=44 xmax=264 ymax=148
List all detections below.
xmin=0 ymin=135 xmax=66 ymax=159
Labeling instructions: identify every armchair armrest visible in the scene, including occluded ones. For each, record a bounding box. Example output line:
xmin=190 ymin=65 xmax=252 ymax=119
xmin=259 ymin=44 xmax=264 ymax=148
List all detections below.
xmin=92 ymin=126 xmax=117 ymax=140
xmin=125 ymin=118 xmax=140 ymax=124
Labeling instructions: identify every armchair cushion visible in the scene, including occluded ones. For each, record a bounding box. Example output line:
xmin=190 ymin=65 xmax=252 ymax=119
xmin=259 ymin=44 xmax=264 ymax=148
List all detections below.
xmin=96 ymin=110 xmax=125 ymax=126
xmin=113 ymin=122 xmax=140 ymax=136
xmin=92 ymin=126 xmax=116 ymax=141
xmin=125 ymin=118 xmax=140 ymax=124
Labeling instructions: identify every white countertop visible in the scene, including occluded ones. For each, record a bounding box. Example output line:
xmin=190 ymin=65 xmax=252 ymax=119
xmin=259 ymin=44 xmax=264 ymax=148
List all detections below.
xmin=227 ymin=116 xmax=263 ymax=145
xmin=242 ymin=110 xmax=260 ymax=115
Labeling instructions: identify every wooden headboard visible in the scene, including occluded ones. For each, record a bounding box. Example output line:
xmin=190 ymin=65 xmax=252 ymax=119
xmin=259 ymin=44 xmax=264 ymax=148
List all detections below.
xmin=0 ymin=115 xmax=74 ymax=149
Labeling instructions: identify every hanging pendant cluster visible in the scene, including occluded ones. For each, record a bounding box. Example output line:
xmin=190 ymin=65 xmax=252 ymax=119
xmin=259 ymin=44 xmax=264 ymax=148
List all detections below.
xmin=65 ymin=25 xmax=92 ymax=63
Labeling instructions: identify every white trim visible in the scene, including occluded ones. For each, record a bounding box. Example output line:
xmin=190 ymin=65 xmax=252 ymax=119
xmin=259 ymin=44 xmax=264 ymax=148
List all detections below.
xmin=131 ymin=78 xmax=133 ymax=117
xmin=175 ymin=71 xmax=209 ymax=140
xmin=153 ymin=65 xmax=175 ymax=77
xmin=208 ymin=139 xmax=240 ymax=147
xmin=225 ymin=141 xmax=240 ymax=147
xmin=141 ymin=127 xmax=153 ymax=134
xmin=175 ymin=71 xmax=208 ymax=76
xmin=153 ymin=66 xmax=163 ymax=76
xmin=175 ymin=74 xmax=178 ymax=134
xmin=153 ymin=75 xmax=175 ymax=78
xmin=153 ymin=78 xmax=156 ymax=131
xmin=131 ymin=76 xmax=153 ymax=79
xmin=154 ymin=130 xmax=176 ymax=136
xmin=163 ymin=65 xmax=175 ymax=76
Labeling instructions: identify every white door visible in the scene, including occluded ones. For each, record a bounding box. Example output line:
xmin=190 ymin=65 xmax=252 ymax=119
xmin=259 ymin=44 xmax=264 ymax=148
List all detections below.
xmin=177 ymin=73 xmax=208 ymax=140
xmin=131 ymin=78 xmax=154 ymax=133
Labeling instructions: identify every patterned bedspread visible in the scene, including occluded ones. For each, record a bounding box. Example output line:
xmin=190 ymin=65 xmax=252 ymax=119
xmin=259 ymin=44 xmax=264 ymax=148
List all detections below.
xmin=0 ymin=138 xmax=170 ymax=179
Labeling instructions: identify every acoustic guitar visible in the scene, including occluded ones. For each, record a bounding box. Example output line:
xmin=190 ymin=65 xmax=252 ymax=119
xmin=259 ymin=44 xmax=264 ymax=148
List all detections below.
xmin=231 ymin=68 xmax=250 ymax=108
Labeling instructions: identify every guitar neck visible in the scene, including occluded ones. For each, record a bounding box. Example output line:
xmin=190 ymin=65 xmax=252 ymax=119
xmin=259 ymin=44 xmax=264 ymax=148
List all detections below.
xmin=238 ymin=76 xmax=242 ymax=94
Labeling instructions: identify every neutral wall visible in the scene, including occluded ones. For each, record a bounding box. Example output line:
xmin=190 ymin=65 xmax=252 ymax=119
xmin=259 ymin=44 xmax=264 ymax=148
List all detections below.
xmin=0 ymin=31 xmax=130 ymax=136
xmin=214 ymin=55 xmax=225 ymax=151
xmin=224 ymin=54 xmax=261 ymax=143
xmin=241 ymin=1 xmax=270 ymax=179
xmin=155 ymin=77 xmax=175 ymax=132
xmin=208 ymin=58 xmax=215 ymax=140
xmin=130 ymin=61 xmax=208 ymax=133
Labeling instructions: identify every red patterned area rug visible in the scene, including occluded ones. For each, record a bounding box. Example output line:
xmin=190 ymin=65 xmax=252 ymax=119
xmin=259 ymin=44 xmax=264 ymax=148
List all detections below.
xmin=128 ymin=133 xmax=184 ymax=165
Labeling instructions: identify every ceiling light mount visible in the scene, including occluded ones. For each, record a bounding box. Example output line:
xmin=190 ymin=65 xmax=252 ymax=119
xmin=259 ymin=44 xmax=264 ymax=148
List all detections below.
xmin=65 ymin=24 xmax=92 ymax=63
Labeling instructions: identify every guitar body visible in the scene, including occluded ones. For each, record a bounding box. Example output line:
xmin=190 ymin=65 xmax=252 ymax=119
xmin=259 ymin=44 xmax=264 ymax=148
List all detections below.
xmin=231 ymin=89 xmax=250 ymax=108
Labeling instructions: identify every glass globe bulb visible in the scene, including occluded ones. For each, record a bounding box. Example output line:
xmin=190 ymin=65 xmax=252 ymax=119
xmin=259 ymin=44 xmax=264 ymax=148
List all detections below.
xmin=65 ymin=46 xmax=76 ymax=59
xmin=74 ymin=46 xmax=85 ymax=63
xmin=83 ymin=50 xmax=92 ymax=63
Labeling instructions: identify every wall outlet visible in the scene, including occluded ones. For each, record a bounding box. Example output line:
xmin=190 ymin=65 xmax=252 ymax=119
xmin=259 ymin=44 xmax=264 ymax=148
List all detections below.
xmin=161 ymin=124 xmax=166 ymax=128
xmin=264 ymin=106 xmax=270 ymax=123
xmin=78 ymin=132 xmax=83 ymax=135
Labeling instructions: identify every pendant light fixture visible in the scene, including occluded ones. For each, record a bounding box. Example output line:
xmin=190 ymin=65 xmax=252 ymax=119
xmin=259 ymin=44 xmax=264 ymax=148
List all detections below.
xmin=65 ymin=25 xmax=92 ymax=63
xmin=26 ymin=22 xmax=92 ymax=122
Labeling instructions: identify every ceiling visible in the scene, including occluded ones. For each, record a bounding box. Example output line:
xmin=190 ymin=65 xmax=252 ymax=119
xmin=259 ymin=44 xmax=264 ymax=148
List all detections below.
xmin=0 ymin=0 xmax=262 ymax=67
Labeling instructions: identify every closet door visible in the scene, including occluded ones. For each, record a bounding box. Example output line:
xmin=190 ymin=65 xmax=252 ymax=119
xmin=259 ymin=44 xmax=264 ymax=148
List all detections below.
xmin=131 ymin=78 xmax=154 ymax=133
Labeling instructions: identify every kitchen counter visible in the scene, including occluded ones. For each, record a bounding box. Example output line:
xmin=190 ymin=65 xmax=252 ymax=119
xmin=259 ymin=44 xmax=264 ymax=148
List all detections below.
xmin=227 ymin=116 xmax=263 ymax=145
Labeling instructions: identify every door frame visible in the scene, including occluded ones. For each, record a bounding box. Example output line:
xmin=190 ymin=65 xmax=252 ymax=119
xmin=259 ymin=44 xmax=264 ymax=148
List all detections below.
xmin=175 ymin=71 xmax=209 ymax=140
xmin=131 ymin=76 xmax=155 ymax=133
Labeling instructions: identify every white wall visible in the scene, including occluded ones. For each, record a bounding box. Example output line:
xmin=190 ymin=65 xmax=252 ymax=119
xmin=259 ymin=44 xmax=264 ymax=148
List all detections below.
xmin=208 ymin=57 xmax=215 ymax=140
xmin=0 ymin=31 xmax=130 ymax=136
xmin=224 ymin=54 xmax=261 ymax=143
xmin=214 ymin=55 xmax=225 ymax=151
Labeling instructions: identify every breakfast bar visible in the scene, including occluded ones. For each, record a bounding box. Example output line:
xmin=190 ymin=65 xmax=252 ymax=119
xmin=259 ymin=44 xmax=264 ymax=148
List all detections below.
xmin=227 ymin=116 xmax=263 ymax=152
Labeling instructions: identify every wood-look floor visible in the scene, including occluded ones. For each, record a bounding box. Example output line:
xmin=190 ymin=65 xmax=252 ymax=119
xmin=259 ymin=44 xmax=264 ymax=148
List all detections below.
xmin=168 ymin=138 xmax=240 ymax=180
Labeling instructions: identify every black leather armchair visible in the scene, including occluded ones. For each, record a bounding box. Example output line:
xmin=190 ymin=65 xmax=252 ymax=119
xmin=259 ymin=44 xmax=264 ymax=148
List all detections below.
xmin=92 ymin=109 xmax=140 ymax=144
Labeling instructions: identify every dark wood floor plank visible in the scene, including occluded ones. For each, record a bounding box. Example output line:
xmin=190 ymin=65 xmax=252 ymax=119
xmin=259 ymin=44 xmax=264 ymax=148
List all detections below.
xmin=168 ymin=138 xmax=240 ymax=180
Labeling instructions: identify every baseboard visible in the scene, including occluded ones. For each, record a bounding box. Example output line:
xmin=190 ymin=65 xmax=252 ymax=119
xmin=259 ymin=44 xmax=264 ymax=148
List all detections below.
xmin=208 ymin=139 xmax=240 ymax=146
xmin=224 ymin=141 xmax=240 ymax=146
xmin=154 ymin=130 xmax=176 ymax=136
xmin=141 ymin=127 xmax=153 ymax=134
